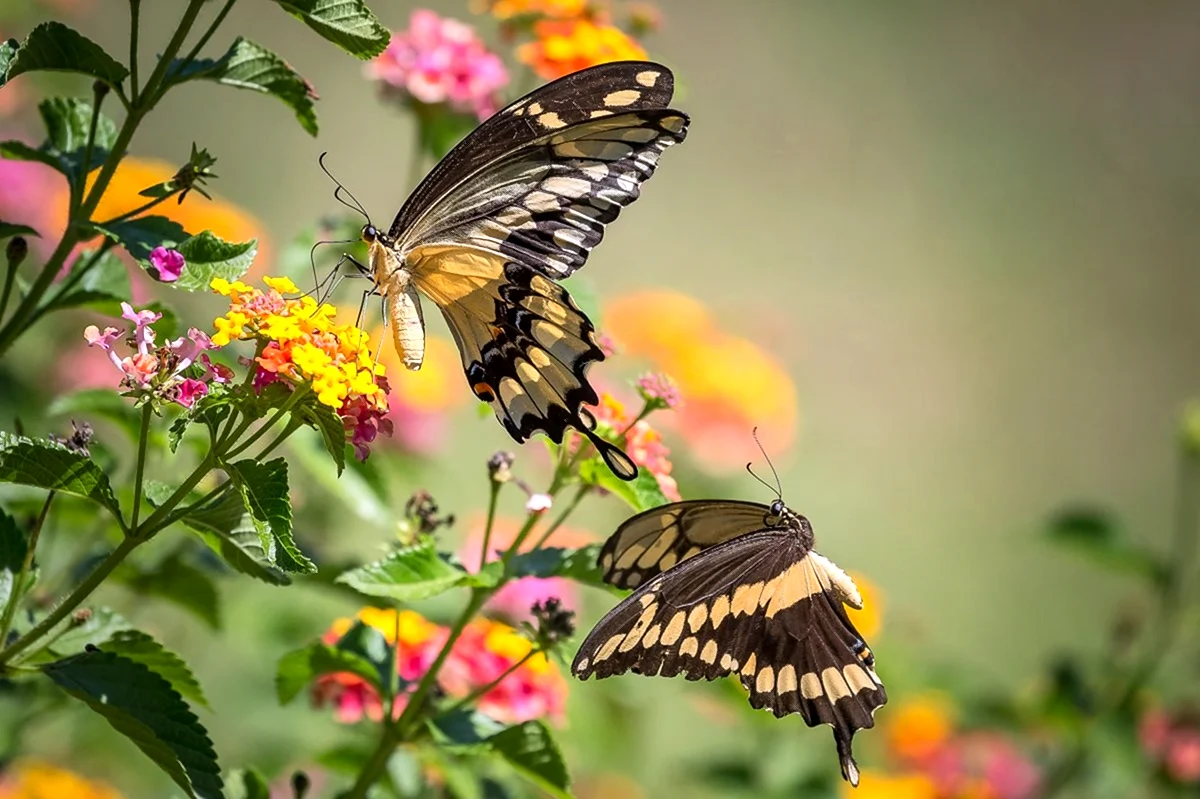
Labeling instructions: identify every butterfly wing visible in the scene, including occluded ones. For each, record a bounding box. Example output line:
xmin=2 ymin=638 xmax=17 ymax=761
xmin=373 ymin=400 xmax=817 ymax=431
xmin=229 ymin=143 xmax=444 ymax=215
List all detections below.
xmin=388 ymin=62 xmax=688 ymax=479
xmin=599 ymin=500 xmax=776 ymax=589
xmin=573 ymin=532 xmax=885 ymax=786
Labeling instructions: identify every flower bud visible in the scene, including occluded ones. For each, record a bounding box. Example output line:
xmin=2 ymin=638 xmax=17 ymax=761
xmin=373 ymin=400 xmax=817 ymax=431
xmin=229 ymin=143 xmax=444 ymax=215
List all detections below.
xmin=487 ymin=451 xmax=515 ymax=484
xmin=6 ymin=236 xmax=27 ymax=268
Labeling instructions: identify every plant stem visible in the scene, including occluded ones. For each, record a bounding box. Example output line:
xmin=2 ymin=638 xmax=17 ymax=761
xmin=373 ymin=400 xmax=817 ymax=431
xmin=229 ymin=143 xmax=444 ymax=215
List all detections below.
xmin=0 ymin=535 xmax=140 ymax=667
xmin=480 ymin=479 xmax=501 ymax=567
xmin=135 ymin=453 xmax=214 ymax=538
xmin=95 ymin=190 xmax=182 ymax=227
xmin=138 ymin=0 xmax=208 ymax=107
xmin=0 ymin=247 xmax=17 ymax=325
xmin=128 ymin=0 xmax=141 ymax=104
xmin=530 ymin=485 xmax=590 ymax=551
xmin=0 ymin=493 xmax=55 ymax=648
xmin=129 ymin=404 xmax=153 ymax=530
xmin=73 ymin=88 xmax=105 ymax=216
xmin=177 ymin=0 xmax=238 ymax=70
xmin=253 ymin=418 xmax=302 ymax=461
xmin=225 ymin=387 xmax=308 ymax=459
xmin=436 ymin=651 xmax=537 ymax=720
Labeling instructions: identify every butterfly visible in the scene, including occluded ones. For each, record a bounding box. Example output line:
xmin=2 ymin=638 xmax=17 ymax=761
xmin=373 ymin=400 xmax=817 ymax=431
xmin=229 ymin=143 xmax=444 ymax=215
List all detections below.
xmin=572 ymin=497 xmax=886 ymax=786
xmin=354 ymin=61 xmax=688 ymax=481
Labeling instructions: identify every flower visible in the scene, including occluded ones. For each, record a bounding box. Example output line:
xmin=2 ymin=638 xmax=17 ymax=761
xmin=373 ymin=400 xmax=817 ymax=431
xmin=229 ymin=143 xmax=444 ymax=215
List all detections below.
xmin=517 ymin=18 xmax=647 ymax=81
xmin=606 ymin=290 xmax=799 ymax=471
xmin=366 ymin=10 xmax=508 ymax=120
xmin=210 ymin=276 xmax=392 ymax=459
xmin=887 ymin=693 xmax=956 ymax=766
xmin=923 ymin=732 xmax=1041 ymax=799
xmin=846 ymin=570 xmax=883 ymax=640
xmin=149 ymin=246 xmax=185 ymax=282
xmin=481 ymin=0 xmax=589 ymax=19
xmin=588 ymin=391 xmax=681 ymax=500
xmin=526 ymin=493 xmax=553 ymax=513
xmin=440 ymin=617 xmax=568 ymax=724
xmin=0 ymin=760 xmax=123 ymax=799
xmin=843 ymin=770 xmax=937 ymax=799
xmin=636 ymin=372 xmax=682 ymax=411
xmin=1141 ymin=706 xmax=1200 ymax=784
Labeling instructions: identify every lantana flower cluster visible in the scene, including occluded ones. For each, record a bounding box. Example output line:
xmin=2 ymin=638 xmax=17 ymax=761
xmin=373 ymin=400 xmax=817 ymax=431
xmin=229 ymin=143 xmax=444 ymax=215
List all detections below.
xmin=1140 ymin=704 xmax=1200 ymax=785
xmin=210 ymin=276 xmax=391 ymax=459
xmin=589 ymin=385 xmax=681 ymax=500
xmin=313 ymin=607 xmax=567 ymax=725
xmin=84 ymin=303 xmax=230 ymax=409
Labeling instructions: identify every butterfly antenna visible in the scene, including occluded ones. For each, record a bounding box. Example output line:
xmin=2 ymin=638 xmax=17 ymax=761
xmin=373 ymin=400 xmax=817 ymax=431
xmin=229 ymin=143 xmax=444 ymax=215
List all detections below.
xmin=750 ymin=426 xmax=783 ymax=499
xmin=318 ymin=152 xmax=371 ymax=222
xmin=745 ymin=462 xmax=778 ymax=497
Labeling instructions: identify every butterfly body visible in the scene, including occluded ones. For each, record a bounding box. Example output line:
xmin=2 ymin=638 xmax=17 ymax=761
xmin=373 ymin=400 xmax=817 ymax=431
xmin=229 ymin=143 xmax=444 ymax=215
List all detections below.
xmin=356 ymin=61 xmax=687 ymax=480
xmin=573 ymin=498 xmax=885 ymax=786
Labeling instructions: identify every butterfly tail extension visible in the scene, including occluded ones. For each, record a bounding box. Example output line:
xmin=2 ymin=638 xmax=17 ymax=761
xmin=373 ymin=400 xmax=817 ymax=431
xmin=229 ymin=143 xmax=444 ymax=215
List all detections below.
xmin=836 ymin=733 xmax=861 ymax=787
xmin=583 ymin=424 xmax=638 ymax=481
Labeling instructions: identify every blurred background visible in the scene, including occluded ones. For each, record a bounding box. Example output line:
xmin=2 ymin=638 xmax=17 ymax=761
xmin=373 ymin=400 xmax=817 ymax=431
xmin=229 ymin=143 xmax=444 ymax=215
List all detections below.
xmin=1 ymin=1 xmax=1199 ymax=797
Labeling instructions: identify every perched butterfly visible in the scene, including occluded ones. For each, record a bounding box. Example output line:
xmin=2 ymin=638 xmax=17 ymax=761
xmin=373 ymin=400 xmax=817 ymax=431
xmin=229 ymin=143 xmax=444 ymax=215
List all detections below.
xmin=354 ymin=61 xmax=688 ymax=480
xmin=572 ymin=498 xmax=886 ymax=786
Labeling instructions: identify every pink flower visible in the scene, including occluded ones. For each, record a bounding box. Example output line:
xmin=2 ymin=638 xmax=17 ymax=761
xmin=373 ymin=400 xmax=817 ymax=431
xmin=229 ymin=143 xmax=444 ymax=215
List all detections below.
xmin=120 ymin=352 xmax=160 ymax=384
xmin=924 ymin=732 xmax=1040 ymax=799
xmin=83 ymin=325 xmax=121 ymax=349
xmin=1141 ymin=706 xmax=1200 ymax=784
xmin=366 ymin=10 xmax=509 ymax=120
xmin=149 ymin=246 xmax=185 ymax=282
xmin=636 ymin=373 xmax=682 ymax=410
xmin=175 ymin=378 xmax=209 ymax=408
xmin=342 ymin=377 xmax=395 ymax=462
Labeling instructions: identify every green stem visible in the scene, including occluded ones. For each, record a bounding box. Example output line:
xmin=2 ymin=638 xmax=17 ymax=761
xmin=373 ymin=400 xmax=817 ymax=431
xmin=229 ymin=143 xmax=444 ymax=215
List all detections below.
xmin=253 ymin=418 xmax=302 ymax=461
xmin=160 ymin=481 xmax=232 ymax=531
xmin=0 ymin=535 xmax=140 ymax=667
xmin=129 ymin=0 xmax=141 ymax=104
xmin=135 ymin=453 xmax=215 ymax=538
xmin=138 ymin=0 xmax=207 ymax=107
xmin=0 ymin=493 xmax=55 ymax=648
xmin=95 ymin=190 xmax=182 ymax=227
xmin=225 ymin=387 xmax=308 ymax=459
xmin=436 ymin=650 xmax=537 ymax=720
xmin=73 ymin=87 xmax=105 ymax=216
xmin=343 ymin=724 xmax=402 ymax=799
xmin=129 ymin=404 xmax=153 ymax=530
xmin=177 ymin=0 xmax=238 ymax=72
xmin=480 ymin=478 xmax=501 ymax=567
xmin=0 ymin=248 xmax=18 ymax=325
xmin=530 ymin=485 xmax=590 ymax=551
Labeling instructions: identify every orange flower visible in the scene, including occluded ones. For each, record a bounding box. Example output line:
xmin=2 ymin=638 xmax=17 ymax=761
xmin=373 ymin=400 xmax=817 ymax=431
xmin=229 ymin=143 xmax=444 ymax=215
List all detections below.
xmin=49 ymin=156 xmax=271 ymax=269
xmin=481 ymin=0 xmax=589 ymax=19
xmin=846 ymin=570 xmax=883 ymax=640
xmin=0 ymin=760 xmax=123 ymax=799
xmin=844 ymin=770 xmax=938 ymax=799
xmin=606 ymin=290 xmax=799 ymax=470
xmin=517 ymin=18 xmax=647 ymax=80
xmin=886 ymin=693 xmax=956 ymax=765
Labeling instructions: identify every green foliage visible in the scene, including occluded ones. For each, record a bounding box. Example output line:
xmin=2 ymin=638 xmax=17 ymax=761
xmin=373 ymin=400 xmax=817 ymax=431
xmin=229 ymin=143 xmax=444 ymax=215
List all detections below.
xmin=0 ymin=97 xmax=116 ymax=181
xmin=0 ymin=432 xmax=120 ymax=516
xmin=506 ymin=545 xmax=609 ymax=590
xmin=174 ymin=37 xmax=318 ymax=136
xmin=1046 ymin=507 xmax=1165 ymax=581
xmin=273 ymin=0 xmax=390 ymax=60
xmin=337 ymin=536 xmax=470 ymax=601
xmin=45 ymin=247 xmax=131 ymax=312
xmin=43 ymin=648 xmax=223 ymax=799
xmin=294 ymin=401 xmax=348 ymax=476
xmin=0 ymin=508 xmax=28 ymax=609
xmin=103 ymin=629 xmax=209 ymax=708
xmin=173 ymin=232 xmax=258 ymax=291
xmin=0 ymin=221 xmax=38 ymax=240
xmin=276 ymin=640 xmax=382 ymax=705
xmin=225 ymin=769 xmax=271 ymax=799
xmin=181 ymin=490 xmax=291 ymax=586
xmin=227 ymin=458 xmax=315 ymax=574
xmin=119 ymin=551 xmax=222 ymax=630
xmin=96 ymin=216 xmax=190 ymax=261
xmin=1 ymin=21 xmax=129 ymax=89
xmin=431 ymin=713 xmax=572 ymax=799
xmin=580 ymin=457 xmax=670 ymax=513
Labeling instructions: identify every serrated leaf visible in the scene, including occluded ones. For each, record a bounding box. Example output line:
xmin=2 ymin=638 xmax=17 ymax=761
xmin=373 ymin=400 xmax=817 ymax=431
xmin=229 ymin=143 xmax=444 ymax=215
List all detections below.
xmin=172 ymin=231 xmax=257 ymax=292
xmin=225 ymin=769 xmax=270 ymax=799
xmin=294 ymin=400 xmax=346 ymax=476
xmin=181 ymin=489 xmax=290 ymax=585
xmin=0 ymin=221 xmax=38 ymax=240
xmin=0 ymin=38 xmax=17 ymax=77
xmin=0 ymin=433 xmax=120 ymax=515
xmin=336 ymin=537 xmax=468 ymax=601
xmin=12 ymin=97 xmax=118 ymax=179
xmin=579 ymin=457 xmax=668 ymax=513
xmin=429 ymin=709 xmax=507 ymax=749
xmin=3 ymin=21 xmax=129 ymax=88
xmin=489 ymin=721 xmax=571 ymax=799
xmin=226 ymin=458 xmax=313 ymax=574
xmin=505 ymin=545 xmax=608 ymax=590
xmin=275 ymin=640 xmax=381 ymax=705
xmin=0 ymin=139 xmax=64 ymax=173
xmin=49 ymin=247 xmax=131 ymax=310
xmin=273 ymin=0 xmax=390 ymax=59
xmin=172 ymin=37 xmax=318 ymax=136
xmin=0 ymin=508 xmax=28 ymax=610
xmin=42 ymin=649 xmax=224 ymax=798
xmin=120 ymin=553 xmax=221 ymax=630
xmin=33 ymin=606 xmax=132 ymax=664
xmin=95 ymin=216 xmax=189 ymax=263
xmin=333 ymin=620 xmax=397 ymax=695
xmin=103 ymin=629 xmax=209 ymax=708
xmin=1046 ymin=507 xmax=1165 ymax=581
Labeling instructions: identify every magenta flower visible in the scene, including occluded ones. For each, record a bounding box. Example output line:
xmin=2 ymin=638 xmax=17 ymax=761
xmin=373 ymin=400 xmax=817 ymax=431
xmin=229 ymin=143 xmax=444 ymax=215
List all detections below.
xmin=175 ymin=378 xmax=209 ymax=408
xmin=365 ymin=9 xmax=509 ymax=120
xmin=636 ymin=372 xmax=682 ymax=411
xmin=149 ymin=246 xmax=185 ymax=282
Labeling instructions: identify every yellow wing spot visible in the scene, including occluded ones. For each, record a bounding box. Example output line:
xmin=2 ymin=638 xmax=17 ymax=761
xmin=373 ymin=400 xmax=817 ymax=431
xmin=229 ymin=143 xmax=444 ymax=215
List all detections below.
xmin=595 ymin=634 xmax=624 ymax=663
xmin=710 ymin=594 xmax=731 ymax=628
xmin=658 ymin=551 xmax=678 ymax=570
xmin=681 ymin=546 xmax=702 ymax=561
xmin=642 ymin=623 xmax=662 ymax=648
xmin=687 ymin=604 xmax=708 ymax=632
xmin=626 ymin=571 xmax=643 ymax=587
xmin=700 ymin=640 xmax=718 ymax=664
xmin=800 ymin=671 xmax=824 ymax=699
xmin=719 ymin=652 xmax=734 ymax=670
xmin=635 ymin=70 xmax=660 ymax=87
xmin=740 ymin=653 xmax=757 ymax=677
xmin=604 ymin=89 xmax=641 ymax=107
xmin=537 ymin=111 xmax=567 ymax=129
xmin=528 ymin=102 xmax=543 ymax=115
xmin=765 ymin=562 xmax=820 ymax=617
xmin=661 ymin=611 xmax=686 ymax=645
xmin=543 ymin=176 xmax=592 ymax=200
xmin=615 ymin=543 xmax=646 ymax=570
xmin=524 ymin=191 xmax=560 ymax=213
xmin=821 ymin=666 xmax=852 ymax=702
xmin=776 ymin=664 xmax=799 ymax=694
xmin=662 ymin=114 xmax=687 ymax=135
xmin=679 ymin=636 xmax=699 ymax=657
xmin=731 ymin=581 xmax=765 ymax=617
xmin=636 ymin=528 xmax=677 ymax=568
xmin=575 ymin=656 xmax=589 ymax=672
xmin=590 ymin=109 xmax=614 ymax=118
xmin=638 ymin=593 xmax=655 ymax=608
xmin=843 ymin=663 xmax=877 ymax=694
xmin=756 ymin=665 xmax=776 ymax=693
xmin=599 ymin=552 xmax=614 ymax=569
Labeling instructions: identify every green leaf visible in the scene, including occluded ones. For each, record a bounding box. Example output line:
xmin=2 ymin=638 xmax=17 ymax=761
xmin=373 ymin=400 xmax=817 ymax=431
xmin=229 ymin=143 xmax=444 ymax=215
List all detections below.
xmin=429 ymin=709 xmax=507 ymax=749
xmin=103 ymin=629 xmax=209 ymax=708
xmin=0 ymin=221 xmax=38 ymax=240
xmin=120 ymin=553 xmax=222 ymax=630
xmin=0 ymin=139 xmax=64 ymax=174
xmin=42 ymin=649 xmax=224 ymax=799
xmin=489 ymin=721 xmax=572 ymax=799
xmin=172 ymin=37 xmax=318 ymax=136
xmin=505 ymin=545 xmax=608 ymax=590
xmin=48 ymin=247 xmax=131 ymax=310
xmin=0 ymin=38 xmax=17 ymax=78
xmin=6 ymin=97 xmax=117 ymax=179
xmin=294 ymin=400 xmax=346 ymax=476
xmin=225 ymin=769 xmax=270 ymax=799
xmin=95 ymin=216 xmax=189 ymax=263
xmin=336 ymin=537 xmax=468 ymax=601
xmin=273 ymin=0 xmax=390 ymax=59
xmin=172 ymin=231 xmax=257 ymax=292
xmin=0 ymin=433 xmax=120 ymax=516
xmin=181 ymin=490 xmax=290 ymax=586
xmin=1045 ymin=507 xmax=1165 ymax=581
xmin=0 ymin=508 xmax=28 ymax=610
xmin=35 ymin=607 xmax=133 ymax=663
xmin=275 ymin=640 xmax=381 ymax=705
xmin=3 ymin=21 xmax=129 ymax=88
xmin=333 ymin=620 xmax=397 ymax=693
xmin=227 ymin=458 xmax=314 ymax=574
xmin=579 ymin=457 xmax=669 ymax=513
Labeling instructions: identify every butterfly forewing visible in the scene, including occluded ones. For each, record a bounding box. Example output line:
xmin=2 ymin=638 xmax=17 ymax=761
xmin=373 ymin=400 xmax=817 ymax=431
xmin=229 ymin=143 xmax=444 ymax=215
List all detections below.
xmin=600 ymin=500 xmax=778 ymax=589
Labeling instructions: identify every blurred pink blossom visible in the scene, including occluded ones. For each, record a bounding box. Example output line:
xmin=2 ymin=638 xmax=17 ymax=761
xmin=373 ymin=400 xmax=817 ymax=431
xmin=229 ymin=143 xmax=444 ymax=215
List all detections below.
xmin=366 ymin=9 xmax=509 ymax=120
xmin=924 ymin=732 xmax=1040 ymax=799
xmin=1141 ymin=707 xmax=1200 ymax=784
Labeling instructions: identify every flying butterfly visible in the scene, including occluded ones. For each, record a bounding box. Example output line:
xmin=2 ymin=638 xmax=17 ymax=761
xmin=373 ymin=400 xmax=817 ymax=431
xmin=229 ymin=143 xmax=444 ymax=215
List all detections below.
xmin=345 ymin=61 xmax=688 ymax=481
xmin=572 ymin=494 xmax=886 ymax=786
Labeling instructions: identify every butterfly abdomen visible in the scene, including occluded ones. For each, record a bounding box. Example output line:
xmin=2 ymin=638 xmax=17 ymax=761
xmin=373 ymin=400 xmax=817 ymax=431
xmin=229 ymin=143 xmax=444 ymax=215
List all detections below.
xmin=370 ymin=241 xmax=425 ymax=371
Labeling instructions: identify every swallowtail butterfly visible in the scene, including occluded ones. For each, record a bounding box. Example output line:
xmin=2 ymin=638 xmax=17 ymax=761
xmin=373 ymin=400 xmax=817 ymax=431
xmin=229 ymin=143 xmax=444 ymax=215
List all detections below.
xmin=357 ymin=61 xmax=688 ymax=481
xmin=572 ymin=499 xmax=886 ymax=786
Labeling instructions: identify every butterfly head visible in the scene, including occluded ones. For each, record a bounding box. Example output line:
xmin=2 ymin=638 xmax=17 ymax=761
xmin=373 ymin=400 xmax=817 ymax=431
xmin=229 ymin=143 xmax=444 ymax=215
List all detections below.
xmin=361 ymin=224 xmax=390 ymax=247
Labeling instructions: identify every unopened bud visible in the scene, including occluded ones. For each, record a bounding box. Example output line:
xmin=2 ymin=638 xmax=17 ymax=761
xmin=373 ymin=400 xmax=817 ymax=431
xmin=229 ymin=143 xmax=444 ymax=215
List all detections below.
xmin=92 ymin=79 xmax=110 ymax=99
xmin=532 ymin=597 xmax=575 ymax=644
xmin=291 ymin=771 xmax=311 ymax=799
xmin=488 ymin=451 xmax=515 ymax=484
xmin=6 ymin=236 xmax=27 ymax=267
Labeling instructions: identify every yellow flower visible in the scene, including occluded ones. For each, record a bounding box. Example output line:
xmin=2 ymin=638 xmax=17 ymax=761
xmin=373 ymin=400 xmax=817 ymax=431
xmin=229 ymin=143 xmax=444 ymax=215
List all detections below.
xmin=291 ymin=342 xmax=333 ymax=376
xmin=517 ymin=18 xmax=647 ymax=80
xmin=0 ymin=760 xmax=123 ymax=799
xmin=846 ymin=570 xmax=883 ymax=640
xmin=377 ymin=333 xmax=467 ymax=414
xmin=886 ymin=692 xmax=956 ymax=764
xmin=263 ymin=275 xmax=299 ymax=294
xmin=481 ymin=0 xmax=588 ymax=18
xmin=843 ymin=770 xmax=938 ymax=799
xmin=334 ymin=607 xmax=444 ymax=648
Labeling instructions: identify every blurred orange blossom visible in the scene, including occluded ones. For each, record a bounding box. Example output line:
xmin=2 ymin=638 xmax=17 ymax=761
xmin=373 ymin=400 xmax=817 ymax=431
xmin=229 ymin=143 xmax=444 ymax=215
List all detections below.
xmin=886 ymin=692 xmax=956 ymax=765
xmin=0 ymin=760 xmax=123 ymax=799
xmin=844 ymin=770 xmax=938 ymax=799
xmin=517 ymin=18 xmax=647 ymax=80
xmin=846 ymin=570 xmax=883 ymax=640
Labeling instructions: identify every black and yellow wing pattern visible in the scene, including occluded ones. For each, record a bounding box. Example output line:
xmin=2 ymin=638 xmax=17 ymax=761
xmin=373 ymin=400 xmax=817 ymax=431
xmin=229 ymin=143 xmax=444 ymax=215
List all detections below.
xmin=374 ymin=61 xmax=688 ymax=480
xmin=573 ymin=499 xmax=886 ymax=786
